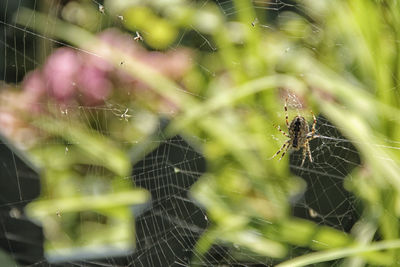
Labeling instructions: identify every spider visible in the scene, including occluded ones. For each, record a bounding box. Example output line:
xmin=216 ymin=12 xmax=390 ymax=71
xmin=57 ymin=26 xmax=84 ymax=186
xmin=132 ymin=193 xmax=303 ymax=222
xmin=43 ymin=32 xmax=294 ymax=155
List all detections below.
xmin=271 ymin=98 xmax=318 ymax=167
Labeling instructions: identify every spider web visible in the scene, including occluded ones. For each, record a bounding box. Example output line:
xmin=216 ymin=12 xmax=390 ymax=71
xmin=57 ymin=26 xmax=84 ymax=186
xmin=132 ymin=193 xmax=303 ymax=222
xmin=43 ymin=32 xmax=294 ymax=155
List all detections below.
xmin=0 ymin=0 xmax=386 ymax=266
xmin=281 ymin=96 xmax=360 ymax=232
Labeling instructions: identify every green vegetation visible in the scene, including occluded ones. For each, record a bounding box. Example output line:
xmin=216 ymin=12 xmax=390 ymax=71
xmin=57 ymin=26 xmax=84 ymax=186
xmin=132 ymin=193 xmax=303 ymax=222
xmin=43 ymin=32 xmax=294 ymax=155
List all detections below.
xmin=11 ymin=0 xmax=400 ymax=265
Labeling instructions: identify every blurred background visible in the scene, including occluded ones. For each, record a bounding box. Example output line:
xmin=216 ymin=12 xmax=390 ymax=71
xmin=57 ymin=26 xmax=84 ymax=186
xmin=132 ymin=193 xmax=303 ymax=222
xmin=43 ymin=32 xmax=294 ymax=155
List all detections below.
xmin=1 ymin=0 xmax=400 ymax=266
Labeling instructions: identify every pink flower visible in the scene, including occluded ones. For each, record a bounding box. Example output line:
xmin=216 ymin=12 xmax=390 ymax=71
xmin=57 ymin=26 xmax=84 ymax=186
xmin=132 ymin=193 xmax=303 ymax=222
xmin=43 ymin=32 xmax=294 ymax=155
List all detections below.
xmin=21 ymin=29 xmax=193 ymax=110
xmin=21 ymin=70 xmax=46 ymax=112
xmin=43 ymin=48 xmax=81 ymax=102
xmin=140 ymin=49 xmax=192 ymax=80
xmin=99 ymin=28 xmax=143 ymax=59
xmin=23 ymin=70 xmax=46 ymax=99
xmin=78 ymin=65 xmax=112 ymax=105
xmin=0 ymin=91 xmax=40 ymax=149
xmin=0 ymin=111 xmax=20 ymax=139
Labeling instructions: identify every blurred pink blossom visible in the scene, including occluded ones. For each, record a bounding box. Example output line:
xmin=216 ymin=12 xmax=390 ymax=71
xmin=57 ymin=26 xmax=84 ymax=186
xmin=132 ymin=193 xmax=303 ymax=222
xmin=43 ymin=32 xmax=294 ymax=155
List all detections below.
xmin=19 ymin=28 xmax=192 ymax=108
xmin=23 ymin=70 xmax=46 ymax=99
xmin=97 ymin=29 xmax=192 ymax=112
xmin=43 ymin=48 xmax=80 ymax=102
xmin=0 ymin=28 xmax=193 ymax=148
xmin=21 ymin=70 xmax=46 ymax=112
xmin=98 ymin=29 xmax=192 ymax=81
xmin=0 ymin=91 xmax=41 ymax=149
xmin=78 ymin=65 xmax=112 ymax=105
xmin=0 ymin=110 xmax=20 ymax=138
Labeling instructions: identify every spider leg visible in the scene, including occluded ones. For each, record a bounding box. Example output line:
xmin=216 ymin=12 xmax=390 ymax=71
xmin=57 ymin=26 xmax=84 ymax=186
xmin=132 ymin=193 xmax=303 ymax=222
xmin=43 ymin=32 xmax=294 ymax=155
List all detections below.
xmin=306 ymin=112 xmax=319 ymax=141
xmin=279 ymin=142 xmax=291 ymax=161
xmin=271 ymin=141 xmax=290 ymax=160
xmin=310 ymin=111 xmax=316 ymax=137
xmin=307 ymin=134 xmax=320 ymax=140
xmin=300 ymin=146 xmax=307 ymax=167
xmin=307 ymin=143 xmax=313 ymax=163
xmin=285 ymin=98 xmax=289 ymax=128
xmin=300 ymin=143 xmax=313 ymax=167
xmin=274 ymin=124 xmax=290 ymax=138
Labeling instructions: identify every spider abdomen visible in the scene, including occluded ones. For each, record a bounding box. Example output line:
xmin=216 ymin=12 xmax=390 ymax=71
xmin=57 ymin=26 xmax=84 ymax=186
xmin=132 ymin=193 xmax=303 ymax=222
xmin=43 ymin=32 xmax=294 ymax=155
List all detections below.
xmin=289 ymin=116 xmax=309 ymax=150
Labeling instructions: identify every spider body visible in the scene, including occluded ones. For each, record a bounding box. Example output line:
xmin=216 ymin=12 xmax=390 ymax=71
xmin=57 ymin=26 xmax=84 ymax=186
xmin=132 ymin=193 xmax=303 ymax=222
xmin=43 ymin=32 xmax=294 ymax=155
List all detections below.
xmin=289 ymin=116 xmax=308 ymax=150
xmin=271 ymin=99 xmax=318 ymax=166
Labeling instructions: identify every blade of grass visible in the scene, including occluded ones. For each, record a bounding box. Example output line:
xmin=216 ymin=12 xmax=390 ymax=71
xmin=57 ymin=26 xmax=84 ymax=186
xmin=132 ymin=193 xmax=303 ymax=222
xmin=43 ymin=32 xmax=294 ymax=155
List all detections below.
xmin=276 ymin=239 xmax=400 ymax=267
xmin=168 ymin=74 xmax=306 ymax=133
xmin=34 ymin=118 xmax=131 ymax=176
xmin=26 ymin=189 xmax=150 ymax=218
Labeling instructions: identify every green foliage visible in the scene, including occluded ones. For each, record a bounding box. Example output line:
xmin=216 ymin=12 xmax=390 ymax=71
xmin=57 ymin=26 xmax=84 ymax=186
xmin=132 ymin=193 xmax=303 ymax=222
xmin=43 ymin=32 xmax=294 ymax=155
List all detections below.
xmin=14 ymin=0 xmax=400 ymax=265
xmin=0 ymin=250 xmax=18 ymax=267
xmin=123 ymin=6 xmax=178 ymax=49
xmin=24 ymin=116 xmax=150 ymax=259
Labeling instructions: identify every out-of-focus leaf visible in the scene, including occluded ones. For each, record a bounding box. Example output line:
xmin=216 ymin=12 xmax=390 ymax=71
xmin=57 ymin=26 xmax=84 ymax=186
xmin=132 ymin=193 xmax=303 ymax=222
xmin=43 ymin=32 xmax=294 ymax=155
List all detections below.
xmin=0 ymin=249 xmax=19 ymax=267
xmin=123 ymin=6 xmax=178 ymax=49
xmin=33 ymin=117 xmax=131 ymax=177
xmin=26 ymin=189 xmax=150 ymax=218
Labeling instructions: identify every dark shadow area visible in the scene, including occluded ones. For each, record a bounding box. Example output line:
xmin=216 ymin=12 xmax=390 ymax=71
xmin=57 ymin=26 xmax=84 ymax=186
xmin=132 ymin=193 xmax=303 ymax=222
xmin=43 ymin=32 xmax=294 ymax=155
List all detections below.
xmin=128 ymin=135 xmax=207 ymax=267
xmin=0 ymin=0 xmax=37 ymax=84
xmin=0 ymin=137 xmax=44 ymax=265
xmin=291 ymin=116 xmax=361 ymax=232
